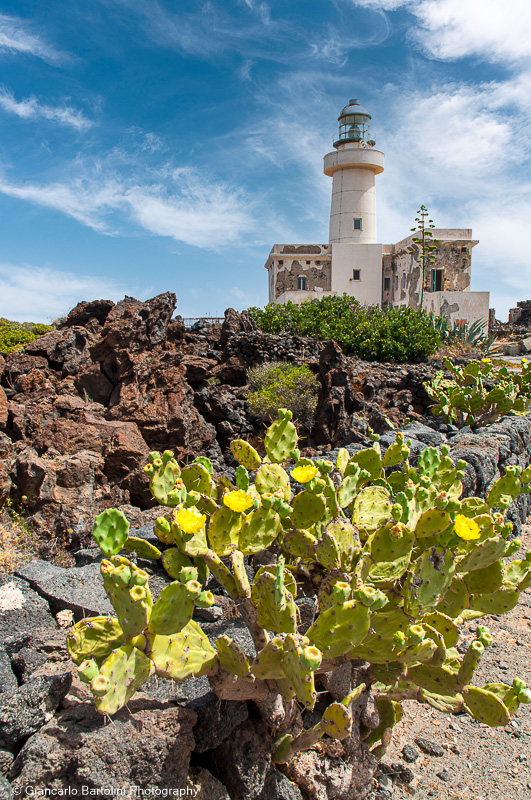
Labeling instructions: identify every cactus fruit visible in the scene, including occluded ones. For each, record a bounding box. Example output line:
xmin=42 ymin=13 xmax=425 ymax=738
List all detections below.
xmin=92 ymin=644 xmax=154 ymax=715
xmin=264 ymin=409 xmax=298 ymax=463
xmin=92 ymin=509 xmax=130 ymax=556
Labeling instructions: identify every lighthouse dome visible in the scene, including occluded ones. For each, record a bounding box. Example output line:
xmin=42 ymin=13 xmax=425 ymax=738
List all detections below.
xmin=334 ymin=99 xmax=372 ymax=148
xmin=338 ymin=99 xmax=371 ymax=120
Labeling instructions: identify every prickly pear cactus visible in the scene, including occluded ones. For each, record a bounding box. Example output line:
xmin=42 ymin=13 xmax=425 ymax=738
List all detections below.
xmin=425 ymin=357 xmax=531 ymax=428
xmin=73 ymin=407 xmax=531 ymax=772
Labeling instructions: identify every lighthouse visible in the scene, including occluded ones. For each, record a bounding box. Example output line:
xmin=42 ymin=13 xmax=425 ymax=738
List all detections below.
xmin=263 ymin=98 xmax=489 ymax=329
xmin=324 ymin=99 xmax=384 ymax=245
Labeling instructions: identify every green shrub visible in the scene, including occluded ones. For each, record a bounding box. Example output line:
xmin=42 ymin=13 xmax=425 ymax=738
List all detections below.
xmin=0 ymin=319 xmax=54 ymax=355
xmin=247 ymin=295 xmax=440 ymax=362
xmin=247 ymin=361 xmax=319 ymax=424
xmin=425 ymin=357 xmax=531 ymax=428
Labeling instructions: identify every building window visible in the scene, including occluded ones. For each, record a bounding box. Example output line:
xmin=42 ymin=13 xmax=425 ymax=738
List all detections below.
xmin=395 ymin=275 xmax=398 ymax=290
xmin=353 ymin=269 xmax=361 ymax=281
xmin=353 ymin=218 xmax=362 ymax=230
xmin=431 ymin=269 xmax=444 ymax=292
xmin=402 ymin=274 xmax=407 ymax=289
xmin=461 ymin=247 xmax=468 ymax=254
xmin=306 ymin=261 xmax=311 ymax=266
xmin=278 ymin=260 xmax=283 ymax=266
xmin=384 ymin=277 xmax=391 ymax=291
xmin=297 ymin=276 xmax=307 ymax=291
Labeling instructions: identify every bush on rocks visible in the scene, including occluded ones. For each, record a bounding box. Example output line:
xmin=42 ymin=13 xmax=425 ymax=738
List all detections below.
xmin=247 ymin=295 xmax=441 ymax=362
xmin=247 ymin=361 xmax=319 ymax=425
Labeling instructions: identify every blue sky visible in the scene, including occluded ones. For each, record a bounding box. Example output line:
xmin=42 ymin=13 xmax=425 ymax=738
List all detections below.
xmin=0 ymin=0 xmax=530 ymax=322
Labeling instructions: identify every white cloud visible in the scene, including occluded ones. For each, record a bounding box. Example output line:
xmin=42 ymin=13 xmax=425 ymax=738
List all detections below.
xmin=0 ymin=264 xmax=129 ymax=323
xmin=411 ymin=0 xmax=531 ymax=64
xmin=0 ymin=14 xmax=67 ymax=64
xmin=0 ymin=162 xmax=289 ymax=249
xmin=0 ymin=88 xmax=93 ymax=130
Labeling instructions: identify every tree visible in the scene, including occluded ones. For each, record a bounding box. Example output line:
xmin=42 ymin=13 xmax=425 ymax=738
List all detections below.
xmin=410 ymin=205 xmax=439 ymax=310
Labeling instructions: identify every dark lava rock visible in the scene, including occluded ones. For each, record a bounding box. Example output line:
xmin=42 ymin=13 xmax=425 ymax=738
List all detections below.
xmin=400 ymin=422 xmax=444 ymax=447
xmin=414 ymin=737 xmax=445 ymax=757
xmin=16 ymin=560 xmax=112 ymax=618
xmin=189 ymin=691 xmax=249 ymax=754
xmin=391 ymin=762 xmax=414 ymax=785
xmin=211 ymin=718 xmax=272 ymax=800
xmin=0 ymin=651 xmax=16 ymax=697
xmin=0 ymin=575 xmax=54 ymax=645
xmin=0 ymin=673 xmax=72 ymax=749
xmin=436 ymin=768 xmax=452 ymax=782
xmin=401 ymin=744 xmax=419 ymax=763
xmin=257 ymin=769 xmax=303 ymax=800
xmin=10 ymin=699 xmax=196 ymax=790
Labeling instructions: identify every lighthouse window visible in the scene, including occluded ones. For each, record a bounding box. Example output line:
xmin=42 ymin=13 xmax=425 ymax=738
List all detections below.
xmin=297 ymin=276 xmax=307 ymax=291
xmin=353 ymin=269 xmax=361 ymax=281
xmin=402 ymin=274 xmax=407 ymax=289
xmin=353 ymin=218 xmax=362 ymax=230
xmin=384 ymin=277 xmax=391 ymax=291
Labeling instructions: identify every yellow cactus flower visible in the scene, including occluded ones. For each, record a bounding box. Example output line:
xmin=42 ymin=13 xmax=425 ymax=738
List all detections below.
xmin=481 ymin=358 xmax=491 ymax=364
xmin=174 ymin=506 xmax=206 ymax=534
xmin=291 ymin=464 xmax=319 ymax=483
xmin=223 ymin=490 xmax=254 ymax=513
xmin=522 ymin=358 xmax=528 ymax=364
xmin=454 ymin=514 xmax=481 ymax=541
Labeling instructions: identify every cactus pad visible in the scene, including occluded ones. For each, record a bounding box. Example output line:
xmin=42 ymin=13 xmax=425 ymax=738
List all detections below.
xmin=92 ymin=509 xmax=130 ymax=556
xmin=92 ymin=644 xmax=154 ymax=715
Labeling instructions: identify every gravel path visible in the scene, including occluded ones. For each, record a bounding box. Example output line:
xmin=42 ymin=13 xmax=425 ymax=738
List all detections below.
xmin=378 ymin=525 xmax=531 ymax=800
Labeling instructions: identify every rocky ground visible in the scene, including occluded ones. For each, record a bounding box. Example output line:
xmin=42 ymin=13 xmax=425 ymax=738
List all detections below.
xmin=375 ymin=527 xmax=531 ymax=800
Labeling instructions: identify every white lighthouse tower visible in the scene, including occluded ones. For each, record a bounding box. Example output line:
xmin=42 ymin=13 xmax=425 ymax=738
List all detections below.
xmin=323 ymin=99 xmax=385 ymax=305
xmin=325 ymin=99 xmax=384 ymax=244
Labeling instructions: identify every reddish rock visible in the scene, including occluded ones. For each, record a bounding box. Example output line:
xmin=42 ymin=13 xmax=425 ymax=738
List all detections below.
xmin=0 ymin=387 xmax=7 ymax=429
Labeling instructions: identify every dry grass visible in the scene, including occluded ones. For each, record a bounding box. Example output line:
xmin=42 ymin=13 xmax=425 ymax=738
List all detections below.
xmin=0 ymin=507 xmax=40 ymax=573
xmin=0 ymin=504 xmax=73 ymax=573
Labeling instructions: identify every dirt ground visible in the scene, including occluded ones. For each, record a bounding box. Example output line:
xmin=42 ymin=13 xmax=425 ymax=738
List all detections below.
xmin=383 ymin=525 xmax=531 ymax=800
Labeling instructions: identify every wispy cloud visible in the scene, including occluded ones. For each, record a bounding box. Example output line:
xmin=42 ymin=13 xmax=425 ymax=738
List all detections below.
xmin=107 ymin=0 xmax=389 ymax=66
xmin=0 ymin=160 xmax=293 ymax=249
xmin=0 ymin=14 xmax=68 ymax=64
xmin=0 ymin=263 xmax=131 ymax=323
xmin=0 ymin=88 xmax=93 ymax=130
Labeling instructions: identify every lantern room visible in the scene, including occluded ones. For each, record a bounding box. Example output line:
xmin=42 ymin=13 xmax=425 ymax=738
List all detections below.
xmin=334 ymin=99 xmax=373 ymax=148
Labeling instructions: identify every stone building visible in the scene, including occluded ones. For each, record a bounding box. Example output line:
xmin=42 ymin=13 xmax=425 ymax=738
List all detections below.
xmin=264 ymin=99 xmax=489 ymax=326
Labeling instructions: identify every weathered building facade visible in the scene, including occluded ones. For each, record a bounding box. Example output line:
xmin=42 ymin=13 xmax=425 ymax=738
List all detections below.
xmin=264 ymin=100 xmax=490 ymax=326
